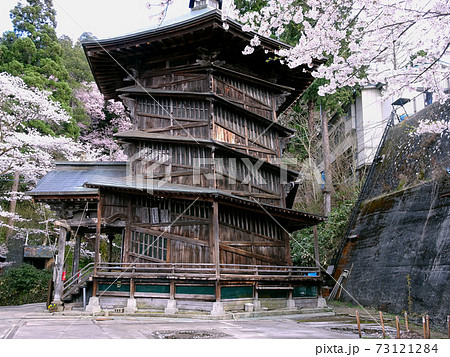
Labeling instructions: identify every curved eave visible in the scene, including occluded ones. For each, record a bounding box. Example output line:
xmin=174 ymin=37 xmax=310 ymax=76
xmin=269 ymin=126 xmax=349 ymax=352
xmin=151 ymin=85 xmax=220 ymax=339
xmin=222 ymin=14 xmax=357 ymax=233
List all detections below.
xmin=115 ymin=130 xmax=300 ymax=178
xmin=84 ymin=181 xmax=325 ymax=229
xmin=82 ymin=10 xmax=316 ymax=112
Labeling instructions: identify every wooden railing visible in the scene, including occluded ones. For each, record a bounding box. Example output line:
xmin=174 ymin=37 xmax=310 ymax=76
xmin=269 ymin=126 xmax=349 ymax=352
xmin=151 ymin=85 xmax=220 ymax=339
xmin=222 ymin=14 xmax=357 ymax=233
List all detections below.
xmin=60 ymin=262 xmax=320 ymax=300
xmin=93 ymin=262 xmax=320 ymax=280
xmin=62 ymin=262 xmax=95 ymax=299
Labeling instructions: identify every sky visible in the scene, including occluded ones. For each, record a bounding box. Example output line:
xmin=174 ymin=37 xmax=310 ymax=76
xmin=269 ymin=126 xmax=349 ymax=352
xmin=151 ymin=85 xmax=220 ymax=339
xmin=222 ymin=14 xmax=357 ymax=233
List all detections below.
xmin=0 ymin=0 xmax=190 ymax=42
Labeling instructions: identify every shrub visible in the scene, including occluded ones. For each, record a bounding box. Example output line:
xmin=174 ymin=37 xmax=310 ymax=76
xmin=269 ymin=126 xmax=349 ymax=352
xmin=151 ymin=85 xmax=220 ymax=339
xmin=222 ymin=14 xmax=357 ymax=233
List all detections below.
xmin=0 ymin=264 xmax=52 ymax=306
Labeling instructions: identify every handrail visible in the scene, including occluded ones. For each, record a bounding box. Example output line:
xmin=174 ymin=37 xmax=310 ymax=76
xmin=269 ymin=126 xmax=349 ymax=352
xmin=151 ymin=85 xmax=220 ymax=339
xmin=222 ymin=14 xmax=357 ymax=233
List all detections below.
xmin=93 ymin=262 xmax=320 ymax=278
xmin=60 ymin=262 xmax=319 ymax=300
xmin=62 ymin=262 xmax=95 ymax=296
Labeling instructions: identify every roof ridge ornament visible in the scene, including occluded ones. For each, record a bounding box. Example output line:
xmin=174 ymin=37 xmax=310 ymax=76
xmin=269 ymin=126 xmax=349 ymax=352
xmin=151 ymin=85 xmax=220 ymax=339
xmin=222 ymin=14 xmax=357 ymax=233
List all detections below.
xmin=189 ymin=0 xmax=222 ymax=11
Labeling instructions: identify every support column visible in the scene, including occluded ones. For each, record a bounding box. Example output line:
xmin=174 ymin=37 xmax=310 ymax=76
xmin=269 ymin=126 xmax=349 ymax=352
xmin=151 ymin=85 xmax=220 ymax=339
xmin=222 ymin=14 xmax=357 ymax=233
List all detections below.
xmin=210 ymin=201 xmax=225 ymax=316
xmin=253 ymin=283 xmax=261 ymax=310
xmin=313 ymin=225 xmax=320 ymax=267
xmin=94 ymin=197 xmax=102 ymax=274
xmin=212 ymin=200 xmax=220 ymax=280
xmin=123 ymin=201 xmax=132 ymax=264
xmin=52 ymin=221 xmax=69 ymax=311
xmin=71 ymin=234 xmax=81 ymax=280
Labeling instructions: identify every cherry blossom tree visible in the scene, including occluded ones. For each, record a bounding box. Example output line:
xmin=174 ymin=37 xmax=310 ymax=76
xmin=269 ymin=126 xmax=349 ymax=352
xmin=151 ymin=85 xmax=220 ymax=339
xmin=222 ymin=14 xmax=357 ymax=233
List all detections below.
xmin=74 ymin=82 xmax=131 ymax=161
xmin=152 ymin=1 xmax=449 ymax=101
xmin=0 ymin=72 xmax=83 ymax=180
xmin=235 ymin=0 xmax=450 ymax=101
xmin=0 ymin=72 xmax=85 ymax=240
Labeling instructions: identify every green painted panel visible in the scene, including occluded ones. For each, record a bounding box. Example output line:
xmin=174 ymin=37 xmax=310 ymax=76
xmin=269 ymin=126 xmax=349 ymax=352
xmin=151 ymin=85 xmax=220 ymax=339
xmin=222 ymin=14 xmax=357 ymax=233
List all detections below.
xmin=258 ymin=289 xmax=288 ymax=299
xmin=98 ymin=282 xmax=130 ymax=292
xmin=293 ymin=285 xmax=318 ymax=297
xmin=176 ymin=285 xmax=215 ymax=295
xmin=221 ymin=286 xmax=253 ymax=300
xmin=135 ymin=284 xmax=170 ymax=294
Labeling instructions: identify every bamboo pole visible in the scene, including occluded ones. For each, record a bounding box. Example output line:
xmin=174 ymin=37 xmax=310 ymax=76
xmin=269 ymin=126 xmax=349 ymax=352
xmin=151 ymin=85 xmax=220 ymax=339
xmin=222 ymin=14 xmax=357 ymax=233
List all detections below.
xmin=379 ymin=311 xmax=386 ymax=338
xmin=423 ymin=316 xmax=427 ymax=339
xmin=356 ymin=311 xmax=362 ymax=338
xmin=404 ymin=311 xmax=409 ymax=332
xmin=396 ymin=316 xmax=401 ymax=339
xmin=426 ymin=315 xmax=430 ymax=339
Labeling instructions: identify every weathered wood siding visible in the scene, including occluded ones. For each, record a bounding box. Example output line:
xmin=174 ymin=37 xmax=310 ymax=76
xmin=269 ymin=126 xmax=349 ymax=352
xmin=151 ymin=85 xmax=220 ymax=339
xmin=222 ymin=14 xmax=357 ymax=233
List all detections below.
xmin=101 ymin=193 xmax=288 ymax=266
xmin=213 ymin=74 xmax=274 ymax=120
xmin=136 ymin=97 xmax=210 ymax=138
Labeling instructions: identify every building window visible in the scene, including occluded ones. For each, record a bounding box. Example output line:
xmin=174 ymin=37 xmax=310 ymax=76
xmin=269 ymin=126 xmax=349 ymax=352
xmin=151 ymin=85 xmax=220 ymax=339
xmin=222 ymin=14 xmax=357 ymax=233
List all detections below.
xmin=425 ymin=92 xmax=433 ymax=107
xmin=131 ymin=230 xmax=167 ymax=261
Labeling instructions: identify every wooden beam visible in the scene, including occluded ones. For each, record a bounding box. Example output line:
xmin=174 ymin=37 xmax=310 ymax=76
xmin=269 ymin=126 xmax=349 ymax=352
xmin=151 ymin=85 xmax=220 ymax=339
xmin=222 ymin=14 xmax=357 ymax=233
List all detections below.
xmin=131 ymin=226 xmax=209 ymax=246
xmin=144 ymin=121 xmax=208 ymax=133
xmin=219 ymin=243 xmax=284 ymax=265
xmin=221 ymin=241 xmax=284 ymax=247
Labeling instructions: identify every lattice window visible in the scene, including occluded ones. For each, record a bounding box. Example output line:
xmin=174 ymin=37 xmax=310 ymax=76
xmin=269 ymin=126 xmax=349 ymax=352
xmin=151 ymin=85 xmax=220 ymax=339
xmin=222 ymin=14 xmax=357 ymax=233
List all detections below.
xmin=131 ymin=230 xmax=167 ymax=261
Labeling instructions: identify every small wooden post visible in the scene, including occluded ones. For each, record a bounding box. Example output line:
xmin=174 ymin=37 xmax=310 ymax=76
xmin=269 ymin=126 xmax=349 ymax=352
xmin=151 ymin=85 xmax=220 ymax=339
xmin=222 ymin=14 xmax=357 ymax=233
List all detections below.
xmin=396 ymin=316 xmax=401 ymax=339
xmin=426 ymin=315 xmax=430 ymax=339
xmin=379 ymin=311 xmax=386 ymax=338
xmin=422 ymin=316 xmax=427 ymax=339
xmin=356 ymin=311 xmax=362 ymax=338
xmin=404 ymin=311 xmax=409 ymax=332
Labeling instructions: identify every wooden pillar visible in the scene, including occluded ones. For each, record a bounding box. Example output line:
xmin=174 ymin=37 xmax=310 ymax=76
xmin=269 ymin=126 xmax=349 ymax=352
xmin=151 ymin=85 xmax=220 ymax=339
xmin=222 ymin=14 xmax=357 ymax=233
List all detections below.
xmin=283 ymin=230 xmax=292 ymax=265
xmin=72 ymin=234 xmax=81 ymax=279
xmin=94 ymin=197 xmax=102 ymax=274
xmin=170 ymin=280 xmax=176 ymax=300
xmin=212 ymin=200 xmax=220 ymax=280
xmin=123 ymin=200 xmax=132 ymax=264
xmin=53 ymin=222 xmax=69 ymax=304
xmin=313 ymin=225 xmax=320 ymax=268
xmin=130 ymin=278 xmax=135 ymax=299
xmin=215 ymin=281 xmax=221 ymax=302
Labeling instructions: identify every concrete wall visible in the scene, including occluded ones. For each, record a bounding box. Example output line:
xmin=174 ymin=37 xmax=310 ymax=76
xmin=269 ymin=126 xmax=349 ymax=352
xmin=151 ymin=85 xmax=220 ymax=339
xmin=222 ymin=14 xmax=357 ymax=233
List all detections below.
xmin=340 ymin=101 xmax=450 ymax=330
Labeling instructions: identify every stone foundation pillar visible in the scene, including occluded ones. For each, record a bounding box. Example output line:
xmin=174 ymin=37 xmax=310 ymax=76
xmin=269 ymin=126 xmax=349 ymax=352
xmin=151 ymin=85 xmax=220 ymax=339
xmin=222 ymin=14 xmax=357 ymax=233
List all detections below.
xmin=165 ymin=299 xmax=179 ymax=314
xmin=124 ymin=298 xmax=137 ymax=313
xmin=86 ymin=296 xmax=102 ymax=313
xmin=317 ymin=297 xmax=327 ymax=308
xmin=210 ymin=301 xmax=225 ymax=316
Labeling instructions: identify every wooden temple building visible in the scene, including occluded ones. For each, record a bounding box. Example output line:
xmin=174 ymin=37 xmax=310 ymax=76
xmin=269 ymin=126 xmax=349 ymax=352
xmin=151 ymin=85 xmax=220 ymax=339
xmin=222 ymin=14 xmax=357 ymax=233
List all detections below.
xmin=30 ymin=0 xmax=325 ymax=314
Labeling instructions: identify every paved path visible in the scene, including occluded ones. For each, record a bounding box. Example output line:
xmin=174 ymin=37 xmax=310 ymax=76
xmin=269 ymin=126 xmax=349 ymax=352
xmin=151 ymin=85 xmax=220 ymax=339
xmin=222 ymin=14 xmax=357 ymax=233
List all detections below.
xmin=0 ymin=303 xmax=360 ymax=339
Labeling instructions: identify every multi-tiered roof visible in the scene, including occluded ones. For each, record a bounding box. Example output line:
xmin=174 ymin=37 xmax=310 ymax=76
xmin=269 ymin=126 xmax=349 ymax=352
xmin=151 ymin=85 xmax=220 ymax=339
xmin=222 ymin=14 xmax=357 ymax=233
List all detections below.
xmin=30 ymin=4 xmax=325 ymax=311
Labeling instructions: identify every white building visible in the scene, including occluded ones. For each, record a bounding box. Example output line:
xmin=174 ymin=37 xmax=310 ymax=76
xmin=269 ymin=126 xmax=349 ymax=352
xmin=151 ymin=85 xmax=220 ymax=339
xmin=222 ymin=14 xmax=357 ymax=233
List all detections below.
xmin=313 ymin=81 xmax=449 ymax=184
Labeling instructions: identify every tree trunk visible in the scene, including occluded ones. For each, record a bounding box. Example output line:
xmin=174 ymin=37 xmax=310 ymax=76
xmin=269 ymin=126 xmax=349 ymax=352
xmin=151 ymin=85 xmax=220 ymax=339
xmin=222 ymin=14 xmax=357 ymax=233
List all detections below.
xmin=5 ymin=172 xmax=20 ymax=244
xmin=321 ymin=106 xmax=333 ymax=216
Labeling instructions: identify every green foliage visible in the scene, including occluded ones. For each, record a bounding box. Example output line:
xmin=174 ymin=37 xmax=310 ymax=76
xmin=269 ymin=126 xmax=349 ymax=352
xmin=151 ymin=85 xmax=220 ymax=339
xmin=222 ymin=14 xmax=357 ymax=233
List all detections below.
xmin=59 ymin=35 xmax=94 ymax=85
xmin=291 ymin=198 xmax=356 ymax=267
xmin=0 ymin=264 xmax=52 ymax=305
xmin=234 ymin=0 xmax=267 ymax=14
